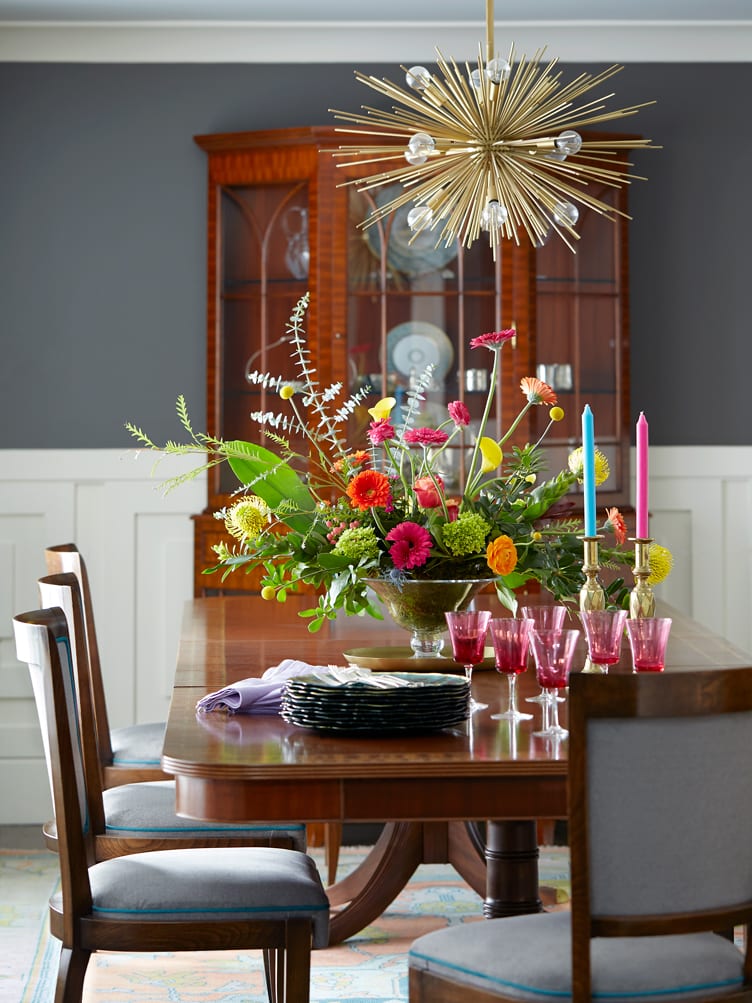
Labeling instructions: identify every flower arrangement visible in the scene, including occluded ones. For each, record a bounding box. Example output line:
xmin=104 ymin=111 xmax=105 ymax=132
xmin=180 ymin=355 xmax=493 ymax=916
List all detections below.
xmin=127 ymin=293 xmax=671 ymax=632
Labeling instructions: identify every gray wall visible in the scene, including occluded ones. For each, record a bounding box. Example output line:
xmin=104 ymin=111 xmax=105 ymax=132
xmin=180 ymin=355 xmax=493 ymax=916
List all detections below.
xmin=0 ymin=62 xmax=749 ymax=448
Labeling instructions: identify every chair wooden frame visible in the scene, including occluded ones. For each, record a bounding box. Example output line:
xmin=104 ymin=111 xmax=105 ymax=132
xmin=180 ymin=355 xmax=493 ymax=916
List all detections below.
xmin=38 ymin=571 xmax=304 ymax=860
xmin=44 ymin=542 xmax=342 ymax=883
xmin=410 ymin=667 xmax=752 ymax=1003
xmin=44 ymin=543 xmax=167 ymax=787
xmin=14 ymin=606 xmax=324 ymax=1003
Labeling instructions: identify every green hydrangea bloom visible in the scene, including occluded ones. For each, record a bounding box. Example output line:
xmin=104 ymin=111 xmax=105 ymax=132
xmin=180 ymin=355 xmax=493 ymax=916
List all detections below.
xmin=441 ymin=512 xmax=490 ymax=557
xmin=333 ymin=526 xmax=380 ymax=560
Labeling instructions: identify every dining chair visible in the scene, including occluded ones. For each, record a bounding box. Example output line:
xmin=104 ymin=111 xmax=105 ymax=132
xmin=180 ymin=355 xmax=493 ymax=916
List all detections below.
xmin=409 ymin=667 xmax=752 ymax=1003
xmin=44 ymin=543 xmax=167 ymax=787
xmin=37 ymin=571 xmax=306 ymax=858
xmin=13 ymin=606 xmax=329 ymax=1003
xmin=44 ymin=543 xmax=342 ymax=882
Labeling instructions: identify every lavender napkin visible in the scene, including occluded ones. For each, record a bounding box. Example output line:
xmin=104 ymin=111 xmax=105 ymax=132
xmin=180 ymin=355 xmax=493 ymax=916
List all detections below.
xmin=195 ymin=659 xmax=329 ymax=716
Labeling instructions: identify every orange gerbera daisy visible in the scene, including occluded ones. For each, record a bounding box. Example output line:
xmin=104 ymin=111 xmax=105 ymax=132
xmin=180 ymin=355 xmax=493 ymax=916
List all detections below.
xmin=520 ymin=377 xmax=558 ymax=406
xmin=346 ymin=469 xmax=392 ymax=510
xmin=486 ymin=534 xmax=518 ymax=576
xmin=333 ymin=450 xmax=369 ymax=473
xmin=605 ymin=506 xmax=628 ymax=546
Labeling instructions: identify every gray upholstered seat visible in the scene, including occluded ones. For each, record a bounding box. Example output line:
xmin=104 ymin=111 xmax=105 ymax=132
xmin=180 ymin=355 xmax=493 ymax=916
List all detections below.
xmin=58 ymin=845 xmax=329 ymax=944
xmin=102 ymin=780 xmax=305 ymax=845
xmin=108 ymin=721 xmax=165 ymax=766
xmin=409 ymin=668 xmax=752 ymax=1003
xmin=411 ymin=911 xmax=744 ymax=1001
xmin=14 ymin=606 xmax=329 ymax=1003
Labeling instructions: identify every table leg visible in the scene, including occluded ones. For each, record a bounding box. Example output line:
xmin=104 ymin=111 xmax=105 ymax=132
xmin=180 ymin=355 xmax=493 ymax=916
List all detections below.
xmin=483 ymin=820 xmax=543 ymax=917
xmin=327 ymin=822 xmax=424 ymax=945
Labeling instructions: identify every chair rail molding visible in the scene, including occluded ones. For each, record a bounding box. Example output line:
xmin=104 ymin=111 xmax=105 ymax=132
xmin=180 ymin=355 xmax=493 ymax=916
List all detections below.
xmin=0 ymin=445 xmax=750 ymax=823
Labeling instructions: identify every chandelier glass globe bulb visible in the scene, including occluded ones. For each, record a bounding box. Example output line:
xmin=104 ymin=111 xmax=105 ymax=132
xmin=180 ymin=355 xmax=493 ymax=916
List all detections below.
xmin=555 ymin=130 xmax=583 ymax=156
xmin=481 ymin=200 xmax=509 ymax=231
xmin=553 ymin=201 xmax=580 ymax=227
xmin=405 ymin=65 xmax=431 ymax=91
xmin=407 ymin=205 xmax=434 ymax=231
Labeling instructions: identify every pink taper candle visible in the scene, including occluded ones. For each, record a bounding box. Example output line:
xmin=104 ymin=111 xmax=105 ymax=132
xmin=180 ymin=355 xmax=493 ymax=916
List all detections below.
xmin=635 ymin=412 xmax=649 ymax=539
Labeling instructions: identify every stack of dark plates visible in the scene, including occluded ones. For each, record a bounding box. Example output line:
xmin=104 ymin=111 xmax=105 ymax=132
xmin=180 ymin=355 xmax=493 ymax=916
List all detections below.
xmin=280 ymin=668 xmax=470 ymax=734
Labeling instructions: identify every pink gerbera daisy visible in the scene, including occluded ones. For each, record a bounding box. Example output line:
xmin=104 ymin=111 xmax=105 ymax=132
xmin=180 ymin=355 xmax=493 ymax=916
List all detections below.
xmin=367 ymin=419 xmax=396 ymax=445
xmin=447 ymin=400 xmax=470 ymax=427
xmin=403 ymin=427 xmax=449 ymax=447
xmin=385 ymin=521 xmax=433 ymax=570
xmin=469 ymin=329 xmax=516 ymax=351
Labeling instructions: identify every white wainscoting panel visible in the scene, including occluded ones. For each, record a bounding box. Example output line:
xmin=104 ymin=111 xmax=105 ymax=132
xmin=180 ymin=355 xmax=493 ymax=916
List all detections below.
xmin=1 ymin=446 xmax=750 ymax=824
xmin=0 ymin=450 xmax=205 ymax=824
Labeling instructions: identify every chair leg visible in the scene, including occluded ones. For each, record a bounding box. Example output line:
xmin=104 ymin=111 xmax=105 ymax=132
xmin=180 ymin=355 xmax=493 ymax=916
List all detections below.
xmin=283 ymin=919 xmax=312 ymax=1003
xmin=263 ymin=948 xmax=279 ymax=1003
xmin=55 ymin=945 xmax=91 ymax=1003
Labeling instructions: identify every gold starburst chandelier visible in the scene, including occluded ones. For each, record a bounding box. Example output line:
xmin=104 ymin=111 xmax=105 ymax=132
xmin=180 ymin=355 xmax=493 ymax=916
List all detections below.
xmin=330 ymin=0 xmax=656 ymax=255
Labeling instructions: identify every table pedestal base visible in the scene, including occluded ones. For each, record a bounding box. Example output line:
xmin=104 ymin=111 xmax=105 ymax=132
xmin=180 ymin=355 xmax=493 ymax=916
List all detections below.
xmin=327 ymin=818 xmax=543 ymax=944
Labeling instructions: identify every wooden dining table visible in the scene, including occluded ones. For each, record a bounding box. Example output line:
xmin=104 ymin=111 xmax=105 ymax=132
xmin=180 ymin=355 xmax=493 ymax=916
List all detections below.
xmin=162 ymin=594 xmax=751 ymax=944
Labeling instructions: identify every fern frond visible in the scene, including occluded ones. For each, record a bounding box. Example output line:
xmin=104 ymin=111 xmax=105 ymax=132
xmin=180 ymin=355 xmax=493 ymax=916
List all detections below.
xmin=124 ymin=422 xmax=157 ymax=448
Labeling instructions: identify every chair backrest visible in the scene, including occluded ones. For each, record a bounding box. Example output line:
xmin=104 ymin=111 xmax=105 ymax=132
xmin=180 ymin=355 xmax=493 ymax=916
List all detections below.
xmin=37 ymin=572 xmax=108 ymax=834
xmin=568 ymin=667 xmax=752 ymax=999
xmin=44 ymin=544 xmax=113 ymax=764
xmin=13 ymin=608 xmax=96 ymax=937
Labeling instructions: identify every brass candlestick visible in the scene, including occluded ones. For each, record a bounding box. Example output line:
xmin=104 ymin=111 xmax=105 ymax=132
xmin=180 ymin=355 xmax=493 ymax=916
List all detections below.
xmin=579 ymin=536 xmax=607 ymax=673
xmin=629 ymin=538 xmax=656 ymax=619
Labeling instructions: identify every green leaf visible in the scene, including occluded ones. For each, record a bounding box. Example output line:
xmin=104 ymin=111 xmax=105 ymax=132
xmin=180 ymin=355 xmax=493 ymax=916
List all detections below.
xmin=224 ymin=440 xmax=316 ymax=531
xmin=495 ymin=581 xmax=519 ymax=615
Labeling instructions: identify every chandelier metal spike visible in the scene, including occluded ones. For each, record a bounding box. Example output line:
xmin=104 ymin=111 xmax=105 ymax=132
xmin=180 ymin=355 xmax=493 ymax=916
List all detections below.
xmin=329 ymin=0 xmax=657 ymax=256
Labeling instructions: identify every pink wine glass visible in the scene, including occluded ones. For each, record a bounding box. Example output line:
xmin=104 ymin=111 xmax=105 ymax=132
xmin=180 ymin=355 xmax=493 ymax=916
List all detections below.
xmin=625 ymin=617 xmax=672 ymax=672
xmin=580 ymin=608 xmax=628 ymax=672
xmin=529 ymin=628 xmax=580 ymax=738
xmin=521 ymin=606 xmax=567 ymax=706
xmin=445 ymin=610 xmax=491 ymax=712
xmin=488 ymin=618 xmax=533 ymax=721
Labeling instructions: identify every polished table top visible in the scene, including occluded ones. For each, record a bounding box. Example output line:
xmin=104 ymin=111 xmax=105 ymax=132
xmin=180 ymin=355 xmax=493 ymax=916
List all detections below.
xmin=162 ymin=595 xmax=752 ymax=943
xmin=164 ymin=595 xmax=752 ymax=794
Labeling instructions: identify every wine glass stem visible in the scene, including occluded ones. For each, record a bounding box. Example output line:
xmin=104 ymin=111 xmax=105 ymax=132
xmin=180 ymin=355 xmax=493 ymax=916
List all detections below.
xmin=507 ymin=675 xmax=517 ymax=715
xmin=549 ymin=692 xmax=562 ymax=731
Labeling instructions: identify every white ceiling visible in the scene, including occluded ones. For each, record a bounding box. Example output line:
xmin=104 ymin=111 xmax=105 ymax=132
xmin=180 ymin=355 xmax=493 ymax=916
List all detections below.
xmin=1 ymin=0 xmax=750 ymax=62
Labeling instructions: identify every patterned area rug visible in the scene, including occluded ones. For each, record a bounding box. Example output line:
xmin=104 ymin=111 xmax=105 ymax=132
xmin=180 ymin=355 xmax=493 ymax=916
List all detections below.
xmin=2 ymin=844 xmax=571 ymax=1002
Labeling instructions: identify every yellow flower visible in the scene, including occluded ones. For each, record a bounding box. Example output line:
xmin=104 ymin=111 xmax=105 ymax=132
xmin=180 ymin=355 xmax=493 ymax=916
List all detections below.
xmin=367 ymin=397 xmax=396 ymax=421
xmin=279 ymin=384 xmax=295 ymax=400
xmin=567 ymin=446 xmax=610 ymax=487
xmin=224 ymin=496 xmax=270 ymax=542
xmin=479 ymin=436 xmax=502 ymax=473
xmin=549 ymin=406 xmax=564 ymax=422
xmin=647 ymin=544 xmax=673 ymax=584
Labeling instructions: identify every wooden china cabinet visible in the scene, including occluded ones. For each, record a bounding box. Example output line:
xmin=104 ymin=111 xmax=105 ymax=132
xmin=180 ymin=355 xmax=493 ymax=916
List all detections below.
xmin=191 ymin=126 xmax=631 ymax=596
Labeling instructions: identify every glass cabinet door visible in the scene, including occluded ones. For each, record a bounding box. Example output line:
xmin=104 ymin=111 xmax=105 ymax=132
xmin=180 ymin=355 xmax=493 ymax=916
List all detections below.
xmin=533 ymin=182 xmax=629 ymax=505
xmin=344 ymin=184 xmax=520 ymax=494
xmin=217 ymin=180 xmax=310 ymax=495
